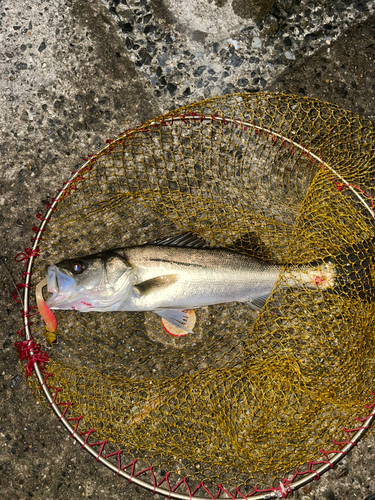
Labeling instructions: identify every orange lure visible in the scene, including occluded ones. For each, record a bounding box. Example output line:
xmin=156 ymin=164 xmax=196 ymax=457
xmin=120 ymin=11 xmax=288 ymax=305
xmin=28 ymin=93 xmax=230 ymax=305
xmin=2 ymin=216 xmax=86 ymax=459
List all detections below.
xmin=36 ymin=278 xmax=57 ymax=333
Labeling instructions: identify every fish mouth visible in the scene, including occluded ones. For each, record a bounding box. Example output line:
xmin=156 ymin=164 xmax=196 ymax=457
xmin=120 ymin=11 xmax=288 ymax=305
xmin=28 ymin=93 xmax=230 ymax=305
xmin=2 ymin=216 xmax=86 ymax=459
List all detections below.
xmin=45 ymin=264 xmax=76 ymax=309
xmin=46 ymin=264 xmax=58 ymax=293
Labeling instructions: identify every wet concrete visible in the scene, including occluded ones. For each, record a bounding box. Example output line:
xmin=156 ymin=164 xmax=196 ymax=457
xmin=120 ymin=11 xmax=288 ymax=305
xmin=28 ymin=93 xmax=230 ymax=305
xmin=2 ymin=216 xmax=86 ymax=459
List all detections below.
xmin=1 ymin=1 xmax=375 ymax=499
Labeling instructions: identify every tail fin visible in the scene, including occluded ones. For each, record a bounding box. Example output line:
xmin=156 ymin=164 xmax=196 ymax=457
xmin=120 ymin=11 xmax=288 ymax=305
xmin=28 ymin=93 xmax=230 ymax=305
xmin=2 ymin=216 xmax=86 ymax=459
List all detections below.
xmin=326 ymin=237 xmax=375 ymax=301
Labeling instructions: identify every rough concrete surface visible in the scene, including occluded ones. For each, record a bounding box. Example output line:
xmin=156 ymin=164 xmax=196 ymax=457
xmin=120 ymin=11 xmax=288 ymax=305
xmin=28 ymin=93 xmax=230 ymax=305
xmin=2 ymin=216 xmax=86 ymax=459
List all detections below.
xmin=1 ymin=0 xmax=375 ymax=499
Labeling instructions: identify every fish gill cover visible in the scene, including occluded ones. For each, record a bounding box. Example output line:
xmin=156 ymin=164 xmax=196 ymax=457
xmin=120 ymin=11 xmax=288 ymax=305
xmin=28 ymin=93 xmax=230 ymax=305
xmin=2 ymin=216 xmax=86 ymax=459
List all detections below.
xmin=22 ymin=93 xmax=375 ymax=494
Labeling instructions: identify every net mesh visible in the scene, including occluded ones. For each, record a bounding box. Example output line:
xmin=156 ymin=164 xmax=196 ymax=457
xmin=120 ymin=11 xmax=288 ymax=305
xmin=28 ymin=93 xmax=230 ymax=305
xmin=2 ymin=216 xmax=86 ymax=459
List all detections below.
xmin=27 ymin=93 xmax=375 ymax=489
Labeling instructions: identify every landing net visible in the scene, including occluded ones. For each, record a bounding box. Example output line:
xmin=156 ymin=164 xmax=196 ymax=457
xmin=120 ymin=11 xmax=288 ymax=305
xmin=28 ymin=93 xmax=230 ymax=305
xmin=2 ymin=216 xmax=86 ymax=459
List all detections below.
xmin=17 ymin=93 xmax=375 ymax=498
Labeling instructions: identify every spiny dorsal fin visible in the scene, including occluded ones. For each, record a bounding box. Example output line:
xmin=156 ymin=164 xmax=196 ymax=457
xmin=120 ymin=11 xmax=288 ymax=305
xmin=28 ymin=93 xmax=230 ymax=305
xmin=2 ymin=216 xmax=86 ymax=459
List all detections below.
xmin=134 ymin=274 xmax=179 ymax=296
xmin=147 ymin=232 xmax=209 ymax=249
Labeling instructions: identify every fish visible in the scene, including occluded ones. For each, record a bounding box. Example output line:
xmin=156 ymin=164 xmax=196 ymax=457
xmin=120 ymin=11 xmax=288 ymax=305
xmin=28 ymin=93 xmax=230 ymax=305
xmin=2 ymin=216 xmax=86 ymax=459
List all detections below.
xmin=45 ymin=233 xmax=374 ymax=333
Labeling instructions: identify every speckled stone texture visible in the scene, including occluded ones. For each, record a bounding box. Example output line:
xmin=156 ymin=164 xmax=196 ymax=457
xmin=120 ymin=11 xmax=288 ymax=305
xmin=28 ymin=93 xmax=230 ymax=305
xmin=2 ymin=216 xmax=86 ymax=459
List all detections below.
xmin=1 ymin=1 xmax=375 ymax=499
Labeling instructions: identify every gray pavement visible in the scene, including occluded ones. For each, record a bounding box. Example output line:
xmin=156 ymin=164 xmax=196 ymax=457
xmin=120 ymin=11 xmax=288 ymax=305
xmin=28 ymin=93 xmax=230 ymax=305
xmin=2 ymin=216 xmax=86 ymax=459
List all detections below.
xmin=1 ymin=1 xmax=375 ymax=499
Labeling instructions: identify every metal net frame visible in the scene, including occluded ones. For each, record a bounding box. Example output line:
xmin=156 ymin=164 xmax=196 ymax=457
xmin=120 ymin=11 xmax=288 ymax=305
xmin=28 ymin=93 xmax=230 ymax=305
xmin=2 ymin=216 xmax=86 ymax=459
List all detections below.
xmin=13 ymin=93 xmax=375 ymax=499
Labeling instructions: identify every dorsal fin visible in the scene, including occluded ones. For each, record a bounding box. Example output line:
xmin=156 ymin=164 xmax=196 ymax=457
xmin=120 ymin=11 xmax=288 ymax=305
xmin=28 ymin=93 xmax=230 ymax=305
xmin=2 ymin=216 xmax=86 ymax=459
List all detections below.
xmin=147 ymin=232 xmax=209 ymax=249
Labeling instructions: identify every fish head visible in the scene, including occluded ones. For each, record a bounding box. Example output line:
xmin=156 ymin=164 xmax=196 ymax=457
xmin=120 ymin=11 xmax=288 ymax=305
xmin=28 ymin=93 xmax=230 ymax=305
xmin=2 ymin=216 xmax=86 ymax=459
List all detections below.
xmin=46 ymin=250 xmax=134 ymax=311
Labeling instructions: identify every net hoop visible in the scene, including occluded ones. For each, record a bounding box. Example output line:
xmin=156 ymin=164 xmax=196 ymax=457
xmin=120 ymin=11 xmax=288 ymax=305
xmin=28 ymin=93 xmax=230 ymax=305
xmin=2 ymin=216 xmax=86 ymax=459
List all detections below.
xmin=16 ymin=96 xmax=375 ymax=499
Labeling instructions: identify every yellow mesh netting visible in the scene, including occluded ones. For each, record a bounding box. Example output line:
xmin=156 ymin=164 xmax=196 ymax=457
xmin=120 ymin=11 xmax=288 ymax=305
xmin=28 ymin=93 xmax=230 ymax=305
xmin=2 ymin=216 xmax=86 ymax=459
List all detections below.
xmin=28 ymin=93 xmax=375 ymax=489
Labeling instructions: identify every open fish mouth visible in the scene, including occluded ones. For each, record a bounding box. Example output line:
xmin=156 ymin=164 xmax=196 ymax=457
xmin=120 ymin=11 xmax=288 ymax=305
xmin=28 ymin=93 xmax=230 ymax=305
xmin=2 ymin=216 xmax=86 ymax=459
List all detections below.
xmin=47 ymin=264 xmax=76 ymax=294
xmin=46 ymin=264 xmax=77 ymax=309
xmin=46 ymin=264 xmax=58 ymax=293
xmin=44 ymin=262 xmax=133 ymax=311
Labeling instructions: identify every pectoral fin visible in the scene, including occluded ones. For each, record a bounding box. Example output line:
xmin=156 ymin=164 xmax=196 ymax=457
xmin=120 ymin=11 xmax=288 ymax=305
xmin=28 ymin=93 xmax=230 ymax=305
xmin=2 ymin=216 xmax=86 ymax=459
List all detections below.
xmin=154 ymin=308 xmax=193 ymax=333
xmin=134 ymin=274 xmax=179 ymax=296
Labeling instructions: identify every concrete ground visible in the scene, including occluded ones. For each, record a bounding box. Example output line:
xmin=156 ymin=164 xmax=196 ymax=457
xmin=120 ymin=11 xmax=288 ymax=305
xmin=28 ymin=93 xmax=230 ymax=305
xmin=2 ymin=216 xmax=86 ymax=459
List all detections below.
xmin=1 ymin=0 xmax=375 ymax=499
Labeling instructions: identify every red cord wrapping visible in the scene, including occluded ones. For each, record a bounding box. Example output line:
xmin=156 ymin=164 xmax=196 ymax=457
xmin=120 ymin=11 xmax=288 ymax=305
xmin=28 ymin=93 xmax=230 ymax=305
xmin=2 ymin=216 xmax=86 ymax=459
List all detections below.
xmin=14 ymin=338 xmax=49 ymax=378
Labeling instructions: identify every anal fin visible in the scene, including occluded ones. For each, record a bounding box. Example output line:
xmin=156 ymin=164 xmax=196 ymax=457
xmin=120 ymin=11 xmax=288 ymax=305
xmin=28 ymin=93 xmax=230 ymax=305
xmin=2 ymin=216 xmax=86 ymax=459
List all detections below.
xmin=246 ymin=293 xmax=270 ymax=311
xmin=154 ymin=308 xmax=193 ymax=333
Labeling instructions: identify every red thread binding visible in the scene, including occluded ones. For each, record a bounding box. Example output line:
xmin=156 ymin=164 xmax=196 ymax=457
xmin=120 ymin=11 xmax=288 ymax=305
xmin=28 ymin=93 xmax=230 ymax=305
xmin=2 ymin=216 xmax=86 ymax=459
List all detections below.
xmin=48 ymin=386 xmax=63 ymax=405
xmin=135 ymin=466 xmax=157 ymax=493
xmin=88 ymin=439 xmax=108 ymax=462
xmin=332 ymin=438 xmax=356 ymax=447
xmin=40 ymin=371 xmax=53 ymax=388
xmin=15 ymin=338 xmax=49 ymax=377
xmin=16 ymin=322 xmax=32 ymax=338
xmin=67 ymin=415 xmax=83 ymax=437
xmin=364 ymin=397 xmax=375 ymax=410
xmin=36 ymin=213 xmax=51 ymax=222
xmin=14 ymin=246 xmax=39 ymax=301
xmin=46 ymin=201 xmax=57 ymax=211
xmin=79 ymin=428 xmax=96 ymax=447
xmin=15 ymin=247 xmax=39 ymax=264
xmin=104 ymin=450 xmax=123 ymax=475
xmin=172 ymin=477 xmax=193 ymax=499
xmin=121 ymin=458 xmax=137 ymax=483
xmin=191 ymin=482 xmax=215 ymax=499
xmin=21 ymin=270 xmax=32 ymax=280
xmin=216 ymin=484 xmax=235 ymax=500
xmin=156 ymin=471 xmax=172 ymax=497
xmin=56 ymin=401 xmax=73 ymax=420
xmin=333 ymin=181 xmax=375 ymax=216
xmin=63 ymin=175 xmax=85 ymax=185
xmin=21 ymin=305 xmax=38 ymax=317
xmin=279 ymin=479 xmax=293 ymax=497
xmin=13 ymin=283 xmax=29 ymax=304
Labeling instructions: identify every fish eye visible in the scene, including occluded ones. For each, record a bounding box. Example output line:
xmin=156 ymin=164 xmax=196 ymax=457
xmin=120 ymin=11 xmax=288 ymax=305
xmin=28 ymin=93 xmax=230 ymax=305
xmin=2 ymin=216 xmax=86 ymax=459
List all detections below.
xmin=72 ymin=261 xmax=85 ymax=274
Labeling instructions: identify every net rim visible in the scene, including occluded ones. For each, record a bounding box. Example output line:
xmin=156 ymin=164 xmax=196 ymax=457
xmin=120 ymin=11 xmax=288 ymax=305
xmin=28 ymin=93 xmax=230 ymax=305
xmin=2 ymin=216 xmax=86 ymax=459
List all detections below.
xmin=16 ymin=94 xmax=375 ymax=499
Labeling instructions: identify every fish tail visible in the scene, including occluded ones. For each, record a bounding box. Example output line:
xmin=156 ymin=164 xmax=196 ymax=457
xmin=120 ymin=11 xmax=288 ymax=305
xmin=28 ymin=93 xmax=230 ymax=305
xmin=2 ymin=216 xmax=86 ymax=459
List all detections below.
xmin=326 ymin=237 xmax=375 ymax=301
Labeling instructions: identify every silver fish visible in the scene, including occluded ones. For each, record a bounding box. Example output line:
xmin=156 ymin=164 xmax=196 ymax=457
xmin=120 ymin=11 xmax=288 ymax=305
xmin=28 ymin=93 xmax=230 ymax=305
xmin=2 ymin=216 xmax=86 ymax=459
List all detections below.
xmin=45 ymin=233 xmax=373 ymax=333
